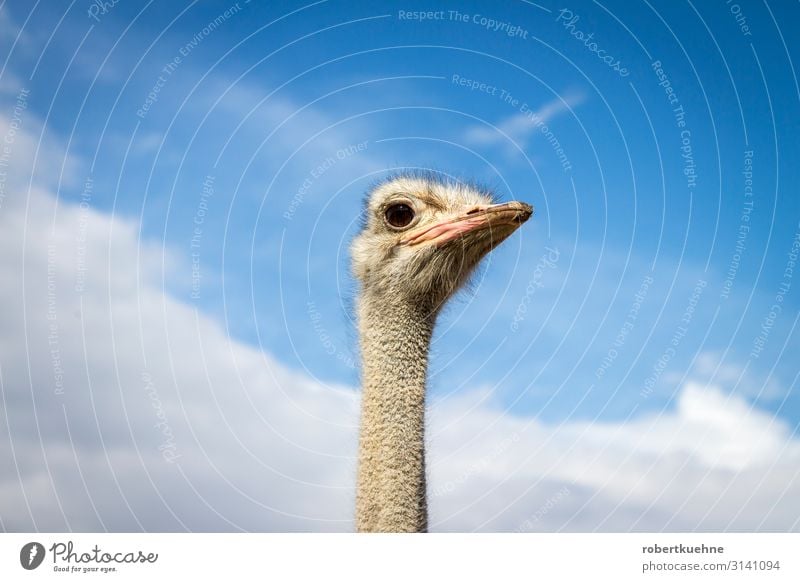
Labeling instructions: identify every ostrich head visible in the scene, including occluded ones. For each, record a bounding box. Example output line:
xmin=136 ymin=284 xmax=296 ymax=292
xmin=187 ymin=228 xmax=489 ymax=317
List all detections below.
xmin=351 ymin=173 xmax=533 ymax=311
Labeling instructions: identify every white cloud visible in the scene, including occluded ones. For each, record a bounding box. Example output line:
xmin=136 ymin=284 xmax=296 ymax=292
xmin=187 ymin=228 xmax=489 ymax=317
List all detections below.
xmin=0 ymin=107 xmax=82 ymax=204
xmin=1 ymin=112 xmax=799 ymax=532
xmin=428 ymin=382 xmax=800 ymax=531
xmin=463 ymin=92 xmax=584 ymax=148
xmin=664 ymin=351 xmax=787 ymax=401
xmin=0 ymin=111 xmax=358 ymax=531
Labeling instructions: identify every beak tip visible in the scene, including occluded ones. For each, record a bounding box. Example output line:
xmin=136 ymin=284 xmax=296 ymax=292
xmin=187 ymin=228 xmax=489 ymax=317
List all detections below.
xmin=515 ymin=201 xmax=534 ymax=224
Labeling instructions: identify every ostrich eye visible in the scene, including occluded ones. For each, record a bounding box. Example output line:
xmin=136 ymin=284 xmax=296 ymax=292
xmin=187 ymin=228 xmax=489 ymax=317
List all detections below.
xmin=384 ymin=203 xmax=415 ymax=229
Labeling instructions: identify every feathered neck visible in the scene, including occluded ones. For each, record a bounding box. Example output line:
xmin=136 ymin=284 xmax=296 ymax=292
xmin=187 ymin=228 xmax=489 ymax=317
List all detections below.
xmin=355 ymin=291 xmax=435 ymax=532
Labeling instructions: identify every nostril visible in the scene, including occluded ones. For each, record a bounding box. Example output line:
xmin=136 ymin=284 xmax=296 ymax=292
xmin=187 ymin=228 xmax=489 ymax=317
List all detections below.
xmin=466 ymin=207 xmax=483 ymax=215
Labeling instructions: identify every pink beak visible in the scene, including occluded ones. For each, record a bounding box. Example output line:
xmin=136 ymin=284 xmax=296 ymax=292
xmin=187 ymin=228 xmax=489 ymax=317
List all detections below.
xmin=401 ymin=201 xmax=533 ymax=247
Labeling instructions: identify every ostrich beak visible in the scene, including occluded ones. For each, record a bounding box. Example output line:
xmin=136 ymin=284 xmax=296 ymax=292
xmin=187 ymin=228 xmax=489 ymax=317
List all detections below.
xmin=401 ymin=201 xmax=534 ymax=247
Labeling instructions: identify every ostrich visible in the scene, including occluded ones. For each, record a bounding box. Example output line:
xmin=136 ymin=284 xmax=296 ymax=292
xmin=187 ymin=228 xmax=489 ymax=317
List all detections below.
xmin=351 ymin=173 xmax=533 ymax=532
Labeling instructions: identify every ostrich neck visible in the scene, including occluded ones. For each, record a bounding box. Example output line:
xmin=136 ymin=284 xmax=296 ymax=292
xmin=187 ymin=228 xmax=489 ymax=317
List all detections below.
xmin=355 ymin=292 xmax=435 ymax=532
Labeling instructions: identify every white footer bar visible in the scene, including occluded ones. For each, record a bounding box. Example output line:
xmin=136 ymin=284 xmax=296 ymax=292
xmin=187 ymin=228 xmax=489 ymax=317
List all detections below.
xmin=2 ymin=533 xmax=797 ymax=581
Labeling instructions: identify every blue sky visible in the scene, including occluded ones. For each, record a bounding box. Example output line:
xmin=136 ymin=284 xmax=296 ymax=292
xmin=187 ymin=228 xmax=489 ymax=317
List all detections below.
xmin=1 ymin=0 xmax=799 ymax=532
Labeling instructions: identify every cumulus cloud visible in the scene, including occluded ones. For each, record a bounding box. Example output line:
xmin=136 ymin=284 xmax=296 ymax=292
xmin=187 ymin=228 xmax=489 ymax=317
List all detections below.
xmin=428 ymin=382 xmax=800 ymax=532
xmin=0 ymin=111 xmax=358 ymax=531
xmin=1 ymin=112 xmax=799 ymax=532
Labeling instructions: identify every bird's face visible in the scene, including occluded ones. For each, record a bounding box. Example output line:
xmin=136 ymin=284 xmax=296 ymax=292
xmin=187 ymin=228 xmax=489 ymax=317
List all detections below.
xmin=351 ymin=175 xmax=533 ymax=309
